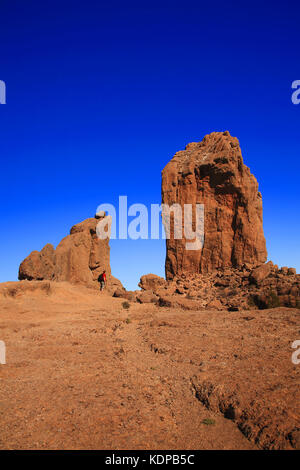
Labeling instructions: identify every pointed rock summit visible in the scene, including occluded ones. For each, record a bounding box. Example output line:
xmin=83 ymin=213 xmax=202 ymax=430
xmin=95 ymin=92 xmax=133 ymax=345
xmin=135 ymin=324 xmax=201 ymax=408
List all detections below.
xmin=162 ymin=131 xmax=267 ymax=279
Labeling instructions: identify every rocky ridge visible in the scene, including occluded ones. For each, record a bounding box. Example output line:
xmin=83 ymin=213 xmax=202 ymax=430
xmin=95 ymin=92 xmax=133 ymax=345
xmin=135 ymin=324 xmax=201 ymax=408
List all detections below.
xmin=137 ymin=263 xmax=300 ymax=310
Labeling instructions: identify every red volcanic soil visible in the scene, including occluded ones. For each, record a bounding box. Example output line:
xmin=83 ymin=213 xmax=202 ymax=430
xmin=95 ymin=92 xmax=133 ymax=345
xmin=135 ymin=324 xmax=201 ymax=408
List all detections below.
xmin=0 ymin=281 xmax=299 ymax=450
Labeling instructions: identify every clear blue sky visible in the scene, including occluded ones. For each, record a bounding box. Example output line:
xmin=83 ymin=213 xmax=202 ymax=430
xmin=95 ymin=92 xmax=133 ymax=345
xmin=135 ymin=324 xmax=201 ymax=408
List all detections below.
xmin=0 ymin=0 xmax=299 ymax=290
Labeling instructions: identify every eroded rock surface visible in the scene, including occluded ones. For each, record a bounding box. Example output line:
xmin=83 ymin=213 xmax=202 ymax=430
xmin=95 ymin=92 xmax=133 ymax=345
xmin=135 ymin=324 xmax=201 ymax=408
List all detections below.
xmin=139 ymin=274 xmax=167 ymax=291
xmin=162 ymin=131 xmax=267 ymax=279
xmin=19 ymin=215 xmax=123 ymax=292
xmin=141 ymin=263 xmax=299 ymax=311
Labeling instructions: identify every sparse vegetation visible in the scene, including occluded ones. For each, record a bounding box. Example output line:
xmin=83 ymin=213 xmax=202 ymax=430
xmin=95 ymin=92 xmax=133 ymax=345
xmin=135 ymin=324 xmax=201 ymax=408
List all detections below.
xmin=248 ymin=291 xmax=280 ymax=309
xmin=122 ymin=301 xmax=130 ymax=310
xmin=202 ymin=418 xmax=216 ymax=425
xmin=248 ymin=295 xmax=257 ymax=308
xmin=265 ymin=291 xmax=281 ymax=309
xmin=125 ymin=317 xmax=131 ymax=324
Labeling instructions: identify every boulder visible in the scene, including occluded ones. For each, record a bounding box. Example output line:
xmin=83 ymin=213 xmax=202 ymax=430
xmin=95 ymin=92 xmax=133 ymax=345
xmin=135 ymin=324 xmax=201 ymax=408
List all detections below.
xmin=19 ymin=244 xmax=55 ymax=281
xmin=186 ymin=289 xmax=199 ymax=299
xmin=95 ymin=211 xmax=106 ymax=219
xmin=155 ymin=286 xmax=176 ymax=297
xmin=175 ymin=287 xmax=186 ymax=295
xmin=108 ymin=276 xmax=125 ymax=294
xmin=113 ymin=289 xmax=136 ymax=301
xmin=113 ymin=288 xmax=127 ymax=298
xmin=280 ymin=267 xmax=289 ymax=274
xmin=249 ymin=261 xmax=273 ymax=285
xmin=138 ymin=274 xmax=167 ymax=292
xmin=289 ymin=286 xmax=299 ymax=297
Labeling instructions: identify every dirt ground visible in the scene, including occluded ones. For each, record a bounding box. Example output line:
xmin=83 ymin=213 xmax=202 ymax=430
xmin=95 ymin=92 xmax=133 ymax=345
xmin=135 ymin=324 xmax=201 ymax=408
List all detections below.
xmin=0 ymin=281 xmax=299 ymax=450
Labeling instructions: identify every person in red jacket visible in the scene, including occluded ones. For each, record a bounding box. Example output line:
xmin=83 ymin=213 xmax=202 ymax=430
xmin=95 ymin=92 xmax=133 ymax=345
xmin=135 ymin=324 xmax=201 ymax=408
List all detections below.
xmin=98 ymin=270 xmax=107 ymax=291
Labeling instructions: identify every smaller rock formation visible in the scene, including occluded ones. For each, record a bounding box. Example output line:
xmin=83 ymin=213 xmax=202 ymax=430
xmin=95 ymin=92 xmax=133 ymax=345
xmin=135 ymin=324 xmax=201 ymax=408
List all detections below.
xmin=139 ymin=274 xmax=167 ymax=291
xmin=136 ymin=290 xmax=158 ymax=304
xmin=18 ymin=244 xmax=56 ymax=281
xmin=249 ymin=261 xmax=273 ymax=285
xmin=19 ymin=214 xmax=123 ymax=292
xmin=113 ymin=288 xmax=137 ymax=302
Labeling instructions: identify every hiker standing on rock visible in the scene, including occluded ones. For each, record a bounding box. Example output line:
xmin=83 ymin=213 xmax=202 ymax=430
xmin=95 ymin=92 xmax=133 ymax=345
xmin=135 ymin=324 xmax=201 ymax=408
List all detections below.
xmin=98 ymin=270 xmax=107 ymax=291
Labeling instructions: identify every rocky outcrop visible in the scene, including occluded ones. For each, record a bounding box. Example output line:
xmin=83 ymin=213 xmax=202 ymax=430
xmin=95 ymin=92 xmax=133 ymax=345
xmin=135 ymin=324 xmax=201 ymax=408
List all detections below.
xmin=18 ymin=244 xmax=56 ymax=281
xmin=19 ymin=214 xmax=123 ymax=292
xmin=144 ymin=263 xmax=299 ymax=311
xmin=249 ymin=261 xmax=273 ymax=285
xmin=136 ymin=290 xmax=158 ymax=304
xmin=139 ymin=274 xmax=167 ymax=291
xmin=162 ymin=131 xmax=267 ymax=280
xmin=113 ymin=288 xmax=137 ymax=301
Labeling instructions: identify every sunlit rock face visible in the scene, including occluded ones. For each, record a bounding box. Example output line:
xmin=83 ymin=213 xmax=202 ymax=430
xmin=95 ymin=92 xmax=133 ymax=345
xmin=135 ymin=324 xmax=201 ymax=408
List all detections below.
xmin=19 ymin=215 xmax=123 ymax=292
xmin=162 ymin=131 xmax=267 ymax=280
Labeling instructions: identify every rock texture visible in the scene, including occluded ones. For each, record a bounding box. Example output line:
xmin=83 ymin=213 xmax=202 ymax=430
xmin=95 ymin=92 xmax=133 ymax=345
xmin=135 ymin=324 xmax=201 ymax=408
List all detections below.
xmin=140 ymin=263 xmax=299 ymax=311
xmin=136 ymin=290 xmax=158 ymax=304
xmin=19 ymin=215 xmax=123 ymax=292
xmin=249 ymin=261 xmax=273 ymax=285
xmin=139 ymin=274 xmax=167 ymax=291
xmin=162 ymin=131 xmax=267 ymax=280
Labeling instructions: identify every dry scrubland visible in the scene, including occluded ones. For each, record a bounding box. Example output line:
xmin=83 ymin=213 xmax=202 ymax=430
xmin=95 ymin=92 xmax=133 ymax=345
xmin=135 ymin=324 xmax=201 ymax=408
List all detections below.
xmin=0 ymin=281 xmax=299 ymax=450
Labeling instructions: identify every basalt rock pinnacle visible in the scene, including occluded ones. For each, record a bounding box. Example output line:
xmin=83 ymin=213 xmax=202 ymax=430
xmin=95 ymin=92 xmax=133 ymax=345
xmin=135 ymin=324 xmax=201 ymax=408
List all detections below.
xmin=162 ymin=131 xmax=267 ymax=279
